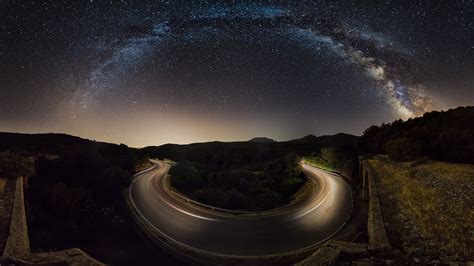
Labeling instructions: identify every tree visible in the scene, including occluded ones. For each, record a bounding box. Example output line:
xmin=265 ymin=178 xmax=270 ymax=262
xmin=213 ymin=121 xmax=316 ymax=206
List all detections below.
xmin=279 ymin=177 xmax=303 ymax=198
xmin=358 ymin=107 xmax=474 ymax=164
xmin=0 ymin=151 xmax=34 ymax=179
xmin=169 ymin=161 xmax=205 ymax=190
xmin=100 ymin=166 xmax=132 ymax=191
xmin=224 ymin=189 xmax=247 ymax=210
xmin=384 ymin=138 xmax=421 ymax=162
xmin=321 ymin=147 xmax=341 ymax=168
xmin=256 ymin=188 xmax=281 ymax=210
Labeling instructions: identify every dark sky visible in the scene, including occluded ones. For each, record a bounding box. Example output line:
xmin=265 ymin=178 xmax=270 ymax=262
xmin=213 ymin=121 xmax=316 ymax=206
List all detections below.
xmin=1 ymin=1 xmax=473 ymax=147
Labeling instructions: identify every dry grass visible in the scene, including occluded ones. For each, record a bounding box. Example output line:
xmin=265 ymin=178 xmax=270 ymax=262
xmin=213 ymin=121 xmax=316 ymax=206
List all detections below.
xmin=0 ymin=178 xmax=7 ymax=193
xmin=134 ymin=159 xmax=155 ymax=173
xmin=368 ymin=156 xmax=474 ymax=258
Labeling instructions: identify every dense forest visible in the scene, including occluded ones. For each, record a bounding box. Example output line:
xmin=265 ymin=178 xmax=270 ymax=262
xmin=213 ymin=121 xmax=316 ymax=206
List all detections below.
xmin=358 ymin=106 xmax=474 ymax=163
xmin=169 ymin=153 xmax=305 ymax=211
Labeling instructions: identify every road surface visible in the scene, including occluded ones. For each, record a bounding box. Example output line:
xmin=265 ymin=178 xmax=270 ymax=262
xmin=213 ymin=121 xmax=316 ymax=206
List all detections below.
xmin=127 ymin=160 xmax=352 ymax=257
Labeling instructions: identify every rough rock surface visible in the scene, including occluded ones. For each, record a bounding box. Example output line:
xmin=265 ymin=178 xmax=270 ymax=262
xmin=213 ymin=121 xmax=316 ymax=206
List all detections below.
xmin=296 ymin=240 xmax=368 ymax=265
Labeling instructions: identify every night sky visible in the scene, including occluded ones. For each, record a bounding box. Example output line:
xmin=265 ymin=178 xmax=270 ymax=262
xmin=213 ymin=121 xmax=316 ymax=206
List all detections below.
xmin=1 ymin=1 xmax=473 ymax=147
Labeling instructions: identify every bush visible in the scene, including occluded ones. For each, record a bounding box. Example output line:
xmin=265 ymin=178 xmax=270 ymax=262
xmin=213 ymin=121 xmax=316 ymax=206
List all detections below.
xmin=256 ymin=188 xmax=281 ymax=210
xmin=304 ymin=147 xmax=354 ymax=175
xmin=0 ymin=151 xmax=34 ymax=179
xmin=384 ymin=138 xmax=421 ymax=162
xmin=279 ymin=176 xmax=304 ymax=198
xmin=100 ymin=166 xmax=132 ymax=191
xmin=223 ymin=189 xmax=247 ymax=209
xmin=169 ymin=161 xmax=205 ymax=191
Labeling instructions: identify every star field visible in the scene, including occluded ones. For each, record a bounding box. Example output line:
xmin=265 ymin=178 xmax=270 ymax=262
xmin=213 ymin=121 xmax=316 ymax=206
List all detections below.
xmin=1 ymin=1 xmax=473 ymax=146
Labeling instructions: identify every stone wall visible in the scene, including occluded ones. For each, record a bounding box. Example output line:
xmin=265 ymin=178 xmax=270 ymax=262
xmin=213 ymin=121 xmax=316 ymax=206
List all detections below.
xmin=360 ymin=160 xmax=391 ymax=252
xmin=0 ymin=178 xmax=15 ymax=254
xmin=2 ymin=177 xmax=29 ymax=259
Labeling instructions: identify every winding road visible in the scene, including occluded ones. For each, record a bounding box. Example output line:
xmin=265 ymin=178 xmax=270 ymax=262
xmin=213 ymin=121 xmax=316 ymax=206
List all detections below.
xmin=126 ymin=160 xmax=352 ymax=258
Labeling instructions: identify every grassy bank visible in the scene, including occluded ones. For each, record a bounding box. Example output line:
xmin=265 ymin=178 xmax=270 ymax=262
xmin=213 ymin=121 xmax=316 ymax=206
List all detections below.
xmin=367 ymin=156 xmax=474 ymax=260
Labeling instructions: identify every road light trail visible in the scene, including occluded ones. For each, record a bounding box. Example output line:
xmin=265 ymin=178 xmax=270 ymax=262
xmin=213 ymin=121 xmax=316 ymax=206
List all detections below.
xmin=127 ymin=160 xmax=353 ymax=257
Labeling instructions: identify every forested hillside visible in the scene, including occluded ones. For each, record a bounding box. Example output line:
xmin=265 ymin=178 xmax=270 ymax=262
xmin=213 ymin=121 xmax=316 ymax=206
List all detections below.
xmin=358 ymin=107 xmax=474 ymax=163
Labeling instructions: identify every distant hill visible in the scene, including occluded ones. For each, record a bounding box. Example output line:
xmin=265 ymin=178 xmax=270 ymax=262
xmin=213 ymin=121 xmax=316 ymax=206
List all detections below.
xmin=0 ymin=132 xmax=95 ymax=155
xmin=286 ymin=133 xmax=357 ymax=146
xmin=142 ymin=133 xmax=357 ymax=171
xmin=288 ymin=134 xmax=319 ymax=143
xmin=248 ymin=137 xmax=276 ymax=143
xmin=0 ymin=132 xmax=137 ymax=156
xmin=318 ymin=133 xmax=359 ymax=146
xmin=359 ymin=106 xmax=474 ymax=163
xmin=0 ymin=131 xmax=358 ymax=171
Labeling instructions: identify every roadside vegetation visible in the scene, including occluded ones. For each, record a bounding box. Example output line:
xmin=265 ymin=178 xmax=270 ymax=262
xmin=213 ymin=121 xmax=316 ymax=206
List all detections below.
xmin=303 ymin=147 xmax=354 ymax=175
xmin=368 ymin=156 xmax=474 ymax=261
xmin=169 ymin=153 xmax=306 ymax=211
